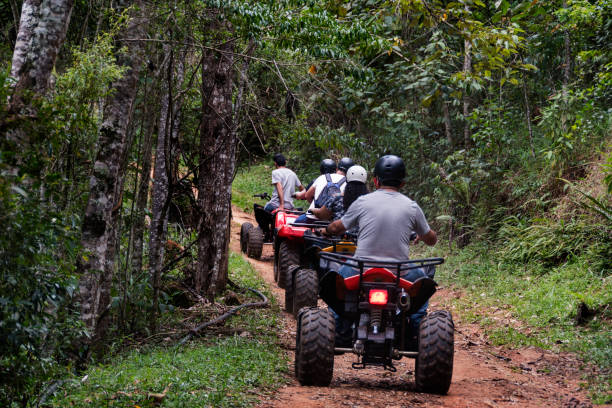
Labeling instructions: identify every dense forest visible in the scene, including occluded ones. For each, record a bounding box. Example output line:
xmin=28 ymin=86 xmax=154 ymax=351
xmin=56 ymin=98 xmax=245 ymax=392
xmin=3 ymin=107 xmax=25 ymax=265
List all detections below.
xmin=0 ymin=0 xmax=610 ymax=406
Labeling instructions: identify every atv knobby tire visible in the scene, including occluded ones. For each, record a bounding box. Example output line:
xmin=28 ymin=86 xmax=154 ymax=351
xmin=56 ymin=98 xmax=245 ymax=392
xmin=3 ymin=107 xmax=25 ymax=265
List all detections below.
xmin=278 ymin=240 xmax=299 ymax=289
xmin=295 ymin=307 xmax=334 ymax=386
xmin=246 ymin=227 xmax=264 ymax=259
xmin=292 ymin=268 xmax=318 ymax=318
xmin=415 ymin=310 xmax=454 ymax=394
xmin=240 ymin=222 xmax=253 ymax=253
xmin=273 ymin=248 xmax=279 ymax=282
xmin=284 ymin=265 xmax=301 ymax=313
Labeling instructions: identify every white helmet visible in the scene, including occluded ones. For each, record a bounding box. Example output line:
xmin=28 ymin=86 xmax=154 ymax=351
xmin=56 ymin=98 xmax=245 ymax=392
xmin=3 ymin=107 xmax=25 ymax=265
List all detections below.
xmin=346 ymin=165 xmax=367 ymax=183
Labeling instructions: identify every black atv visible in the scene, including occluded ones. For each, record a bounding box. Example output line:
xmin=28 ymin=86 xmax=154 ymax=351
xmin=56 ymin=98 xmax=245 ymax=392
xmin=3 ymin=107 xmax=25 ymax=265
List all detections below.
xmin=294 ymin=254 xmax=454 ymax=394
xmin=239 ymin=193 xmax=274 ymax=259
xmin=284 ymin=230 xmax=356 ymax=318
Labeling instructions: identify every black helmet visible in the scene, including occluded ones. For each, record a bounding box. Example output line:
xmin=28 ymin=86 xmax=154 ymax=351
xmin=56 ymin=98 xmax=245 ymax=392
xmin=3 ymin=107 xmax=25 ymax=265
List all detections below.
xmin=374 ymin=155 xmax=405 ymax=187
xmin=320 ymin=158 xmax=336 ymax=174
xmin=338 ymin=157 xmax=355 ymax=173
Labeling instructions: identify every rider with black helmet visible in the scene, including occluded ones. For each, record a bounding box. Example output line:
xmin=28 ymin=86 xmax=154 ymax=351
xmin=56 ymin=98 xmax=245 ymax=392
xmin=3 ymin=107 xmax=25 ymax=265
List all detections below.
xmin=320 ymin=154 xmax=437 ymax=348
xmin=337 ymin=157 xmax=355 ymax=174
xmin=320 ymin=158 xmax=337 ymax=175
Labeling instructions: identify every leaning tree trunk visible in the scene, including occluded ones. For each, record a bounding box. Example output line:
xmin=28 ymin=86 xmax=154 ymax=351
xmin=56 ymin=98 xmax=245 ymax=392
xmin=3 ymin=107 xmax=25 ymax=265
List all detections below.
xmin=148 ymin=48 xmax=172 ymax=332
xmin=10 ymin=0 xmax=74 ymax=102
xmin=78 ymin=0 xmax=146 ymax=344
xmin=194 ymin=38 xmax=236 ymax=299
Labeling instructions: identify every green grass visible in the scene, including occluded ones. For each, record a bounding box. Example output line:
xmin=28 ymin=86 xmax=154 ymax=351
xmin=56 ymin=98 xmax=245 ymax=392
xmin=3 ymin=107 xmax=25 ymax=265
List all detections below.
xmin=49 ymin=252 xmax=288 ymax=407
xmin=413 ymin=242 xmax=611 ymax=403
xmin=232 ymin=163 xmax=310 ymax=213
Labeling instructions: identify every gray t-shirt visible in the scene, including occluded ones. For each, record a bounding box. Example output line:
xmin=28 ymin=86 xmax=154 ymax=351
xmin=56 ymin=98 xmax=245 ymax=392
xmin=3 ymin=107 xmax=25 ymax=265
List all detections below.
xmin=267 ymin=167 xmax=301 ymax=209
xmin=340 ymin=189 xmax=431 ymax=262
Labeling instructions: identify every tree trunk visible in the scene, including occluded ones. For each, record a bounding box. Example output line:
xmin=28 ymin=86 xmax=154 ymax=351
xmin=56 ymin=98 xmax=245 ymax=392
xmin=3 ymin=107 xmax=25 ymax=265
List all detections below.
xmin=463 ymin=3 xmax=472 ymax=149
xmin=148 ymin=49 xmax=172 ymax=332
xmin=561 ymin=0 xmax=571 ymax=134
xmin=443 ymin=101 xmax=452 ymax=146
xmin=130 ymin=106 xmax=157 ymax=279
xmin=8 ymin=0 xmax=22 ymax=43
xmin=10 ymin=0 xmax=74 ymax=101
xmin=522 ymin=74 xmax=535 ymax=158
xmin=78 ymin=0 xmax=146 ymax=343
xmin=463 ymin=37 xmax=472 ymax=148
xmin=148 ymin=45 xmax=186 ymax=331
xmin=194 ymin=37 xmax=236 ymax=299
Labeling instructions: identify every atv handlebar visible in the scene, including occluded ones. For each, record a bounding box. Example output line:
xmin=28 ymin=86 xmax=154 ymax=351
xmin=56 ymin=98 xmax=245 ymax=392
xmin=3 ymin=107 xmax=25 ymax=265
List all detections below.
xmin=318 ymin=252 xmax=444 ymax=271
xmin=289 ymin=221 xmax=330 ymax=228
xmin=253 ymin=193 xmax=271 ymax=200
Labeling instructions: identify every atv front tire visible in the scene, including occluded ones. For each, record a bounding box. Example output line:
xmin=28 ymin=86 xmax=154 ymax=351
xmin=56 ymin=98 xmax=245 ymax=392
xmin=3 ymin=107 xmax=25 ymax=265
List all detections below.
xmin=284 ymin=265 xmax=301 ymax=313
xmin=415 ymin=310 xmax=454 ymax=394
xmin=278 ymin=240 xmax=299 ymax=289
xmin=240 ymin=222 xmax=253 ymax=253
xmin=292 ymin=268 xmax=318 ymax=318
xmin=295 ymin=307 xmax=334 ymax=386
xmin=246 ymin=227 xmax=264 ymax=259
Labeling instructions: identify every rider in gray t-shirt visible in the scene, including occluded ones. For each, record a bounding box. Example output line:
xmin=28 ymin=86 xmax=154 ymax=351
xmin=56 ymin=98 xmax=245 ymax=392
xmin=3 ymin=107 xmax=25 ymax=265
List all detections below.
xmin=341 ymin=189 xmax=430 ymax=262
xmin=319 ymin=155 xmax=437 ymax=349
xmin=264 ymin=153 xmax=304 ymax=212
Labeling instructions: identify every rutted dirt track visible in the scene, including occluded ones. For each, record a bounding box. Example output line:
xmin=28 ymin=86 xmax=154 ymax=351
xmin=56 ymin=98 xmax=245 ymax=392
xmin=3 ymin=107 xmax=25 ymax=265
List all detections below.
xmin=230 ymin=207 xmax=594 ymax=408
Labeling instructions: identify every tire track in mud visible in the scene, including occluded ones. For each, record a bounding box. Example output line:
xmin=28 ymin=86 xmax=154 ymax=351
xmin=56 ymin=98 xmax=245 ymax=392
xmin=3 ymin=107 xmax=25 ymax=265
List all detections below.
xmin=230 ymin=207 xmax=593 ymax=408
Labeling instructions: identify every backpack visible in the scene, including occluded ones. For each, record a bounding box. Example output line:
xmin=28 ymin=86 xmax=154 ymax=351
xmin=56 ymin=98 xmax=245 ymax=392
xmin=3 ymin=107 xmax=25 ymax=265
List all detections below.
xmin=314 ymin=173 xmax=346 ymax=208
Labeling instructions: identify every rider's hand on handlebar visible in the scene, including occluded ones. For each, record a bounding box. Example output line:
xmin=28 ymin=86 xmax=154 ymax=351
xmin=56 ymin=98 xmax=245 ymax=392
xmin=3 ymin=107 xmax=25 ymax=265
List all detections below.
xmin=316 ymin=227 xmax=329 ymax=237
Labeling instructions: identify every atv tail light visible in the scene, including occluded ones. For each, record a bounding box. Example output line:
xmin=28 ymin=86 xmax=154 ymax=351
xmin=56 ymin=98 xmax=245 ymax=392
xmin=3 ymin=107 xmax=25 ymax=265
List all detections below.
xmin=369 ymin=289 xmax=388 ymax=305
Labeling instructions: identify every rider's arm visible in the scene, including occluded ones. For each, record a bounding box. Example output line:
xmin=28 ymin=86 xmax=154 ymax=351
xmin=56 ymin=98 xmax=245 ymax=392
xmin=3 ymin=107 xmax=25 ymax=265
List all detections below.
xmin=295 ymin=184 xmax=315 ymax=202
xmin=311 ymin=205 xmax=332 ymax=220
xmin=321 ymin=219 xmax=346 ymax=236
xmin=275 ymin=182 xmax=284 ymax=209
xmin=415 ymin=229 xmax=437 ymax=246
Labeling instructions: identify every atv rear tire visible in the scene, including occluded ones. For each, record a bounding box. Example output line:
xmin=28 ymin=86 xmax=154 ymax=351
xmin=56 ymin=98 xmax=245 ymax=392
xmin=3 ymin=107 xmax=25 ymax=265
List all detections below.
xmin=415 ymin=310 xmax=454 ymax=394
xmin=240 ymin=222 xmax=253 ymax=253
xmin=246 ymin=227 xmax=264 ymax=259
xmin=278 ymin=240 xmax=299 ymax=289
xmin=293 ymin=268 xmax=318 ymax=318
xmin=295 ymin=307 xmax=334 ymax=386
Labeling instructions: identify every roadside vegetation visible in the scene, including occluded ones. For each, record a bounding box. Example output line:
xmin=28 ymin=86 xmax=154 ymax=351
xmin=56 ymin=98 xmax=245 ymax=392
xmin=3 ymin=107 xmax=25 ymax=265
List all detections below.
xmin=47 ymin=253 xmax=288 ymax=408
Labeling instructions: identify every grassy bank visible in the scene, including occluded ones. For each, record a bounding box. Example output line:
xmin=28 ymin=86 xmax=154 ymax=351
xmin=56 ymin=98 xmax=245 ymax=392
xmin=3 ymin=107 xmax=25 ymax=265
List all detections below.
xmin=48 ymin=253 xmax=288 ymax=407
xmin=413 ymin=242 xmax=611 ymax=403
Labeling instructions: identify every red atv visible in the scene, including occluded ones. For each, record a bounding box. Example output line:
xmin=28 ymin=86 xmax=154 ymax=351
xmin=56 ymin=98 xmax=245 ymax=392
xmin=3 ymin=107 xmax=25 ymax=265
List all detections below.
xmin=294 ymin=254 xmax=454 ymax=394
xmin=239 ymin=193 xmax=309 ymax=275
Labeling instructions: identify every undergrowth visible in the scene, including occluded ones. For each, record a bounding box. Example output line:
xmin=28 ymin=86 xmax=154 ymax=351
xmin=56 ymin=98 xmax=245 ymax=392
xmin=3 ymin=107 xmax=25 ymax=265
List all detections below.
xmin=415 ymin=238 xmax=611 ymax=403
xmin=47 ymin=252 xmax=288 ymax=407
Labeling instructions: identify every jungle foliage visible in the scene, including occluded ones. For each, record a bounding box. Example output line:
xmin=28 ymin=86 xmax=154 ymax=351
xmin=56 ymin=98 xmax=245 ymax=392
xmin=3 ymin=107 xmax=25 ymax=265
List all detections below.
xmin=0 ymin=0 xmax=610 ymax=406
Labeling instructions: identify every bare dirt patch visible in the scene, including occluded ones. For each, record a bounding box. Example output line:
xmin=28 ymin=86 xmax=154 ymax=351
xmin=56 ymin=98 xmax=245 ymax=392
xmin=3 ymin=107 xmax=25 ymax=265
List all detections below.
xmin=230 ymin=207 xmax=595 ymax=408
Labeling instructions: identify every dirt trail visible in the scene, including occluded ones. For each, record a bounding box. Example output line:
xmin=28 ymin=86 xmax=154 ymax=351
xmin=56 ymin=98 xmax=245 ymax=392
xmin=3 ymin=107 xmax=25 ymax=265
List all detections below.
xmin=230 ymin=207 xmax=594 ymax=408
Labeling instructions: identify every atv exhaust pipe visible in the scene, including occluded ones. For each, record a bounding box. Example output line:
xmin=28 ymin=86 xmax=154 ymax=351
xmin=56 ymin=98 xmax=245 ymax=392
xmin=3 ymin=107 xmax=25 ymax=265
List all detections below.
xmin=398 ymin=290 xmax=410 ymax=309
